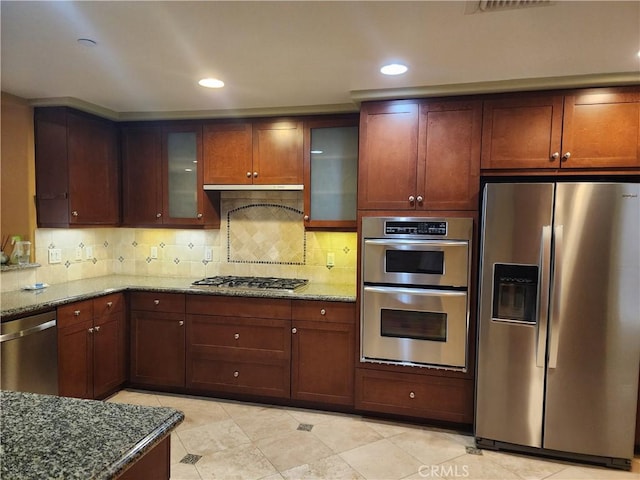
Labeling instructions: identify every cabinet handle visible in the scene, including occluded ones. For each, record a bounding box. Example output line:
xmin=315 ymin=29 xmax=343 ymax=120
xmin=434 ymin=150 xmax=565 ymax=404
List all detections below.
xmin=106 ymin=302 xmax=113 ymax=308
xmin=416 ymin=195 xmax=423 ymax=203
xmin=156 ymin=213 xmax=162 ymax=218
xmin=320 ymin=309 xmax=326 ymax=316
xmin=303 ymin=215 xmax=309 ymax=221
xmin=562 ymin=152 xmax=571 ymax=162
xmin=234 ymin=333 xmax=240 ymax=340
xmin=197 ymin=213 xmax=203 ymax=219
xmin=233 ymin=371 xmax=239 ymax=378
xmin=409 ymin=391 xmax=416 ymax=399
xmin=408 ymin=195 xmax=415 ymax=203
xmin=154 ymin=299 xmax=160 ymax=305
xmin=94 ymin=326 xmax=100 ymax=332
xmin=179 ymin=320 xmax=184 ymax=326
xmin=551 ymin=152 xmax=560 ymax=161
xmin=71 ymin=211 xmax=79 ymax=217
xmin=246 ymin=172 xmax=252 ymax=178
xmin=253 ymin=172 xmax=258 ymax=178
xmin=74 ymin=310 xmax=81 ymax=316
xmin=292 ymin=327 xmax=297 ymax=334
xmin=88 ymin=327 xmax=94 ymax=333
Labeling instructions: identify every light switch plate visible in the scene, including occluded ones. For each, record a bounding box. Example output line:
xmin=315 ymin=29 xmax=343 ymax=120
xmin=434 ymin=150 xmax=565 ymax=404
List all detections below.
xmin=85 ymin=246 xmax=93 ymax=260
xmin=75 ymin=247 xmax=83 ymax=261
xmin=150 ymin=246 xmax=158 ymax=259
xmin=48 ymin=248 xmax=62 ymax=264
xmin=327 ymin=251 xmax=335 ymax=267
xmin=204 ymin=247 xmax=213 ymax=262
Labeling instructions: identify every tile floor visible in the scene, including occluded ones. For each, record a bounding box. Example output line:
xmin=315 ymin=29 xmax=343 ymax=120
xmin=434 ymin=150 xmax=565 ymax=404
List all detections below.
xmin=108 ymin=389 xmax=640 ymax=480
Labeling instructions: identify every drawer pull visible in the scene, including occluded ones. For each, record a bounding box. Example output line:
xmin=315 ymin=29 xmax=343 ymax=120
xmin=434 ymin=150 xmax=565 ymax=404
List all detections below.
xmin=233 ymin=371 xmax=239 ymax=378
xmin=409 ymin=391 xmax=416 ymax=399
xmin=291 ymin=328 xmax=297 ymax=334
xmin=74 ymin=310 xmax=81 ymax=316
xmin=234 ymin=333 xmax=240 ymax=340
xmin=320 ymin=309 xmax=326 ymax=316
xmin=154 ymin=300 xmax=160 ymax=305
xmin=88 ymin=327 xmax=94 ymax=333
xmin=106 ymin=302 xmax=113 ymax=308
xmin=94 ymin=326 xmax=100 ymax=332
xmin=179 ymin=320 xmax=184 ymax=326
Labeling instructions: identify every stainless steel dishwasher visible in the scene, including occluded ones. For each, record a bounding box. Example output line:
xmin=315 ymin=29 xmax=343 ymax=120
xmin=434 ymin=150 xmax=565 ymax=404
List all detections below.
xmin=1 ymin=310 xmax=58 ymax=395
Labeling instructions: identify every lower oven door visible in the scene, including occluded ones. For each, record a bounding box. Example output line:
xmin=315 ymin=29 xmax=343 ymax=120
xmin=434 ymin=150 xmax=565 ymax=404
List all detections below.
xmin=361 ymin=285 xmax=468 ymax=369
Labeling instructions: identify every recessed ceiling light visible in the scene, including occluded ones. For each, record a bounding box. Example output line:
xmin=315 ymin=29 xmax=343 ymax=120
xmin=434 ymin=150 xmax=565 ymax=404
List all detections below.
xmin=77 ymin=38 xmax=97 ymax=47
xmin=198 ymin=78 xmax=225 ymax=89
xmin=380 ymin=63 xmax=408 ymax=76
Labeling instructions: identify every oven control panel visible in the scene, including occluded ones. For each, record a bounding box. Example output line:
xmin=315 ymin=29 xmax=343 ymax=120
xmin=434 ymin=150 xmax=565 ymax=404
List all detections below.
xmin=385 ymin=221 xmax=447 ymax=236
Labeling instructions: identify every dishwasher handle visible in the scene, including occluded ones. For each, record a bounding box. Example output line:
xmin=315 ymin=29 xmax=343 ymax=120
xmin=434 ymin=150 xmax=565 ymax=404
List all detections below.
xmin=0 ymin=319 xmax=57 ymax=343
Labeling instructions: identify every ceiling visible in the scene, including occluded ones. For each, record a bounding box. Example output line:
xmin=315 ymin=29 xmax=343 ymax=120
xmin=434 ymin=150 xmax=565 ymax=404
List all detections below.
xmin=1 ymin=1 xmax=639 ymax=120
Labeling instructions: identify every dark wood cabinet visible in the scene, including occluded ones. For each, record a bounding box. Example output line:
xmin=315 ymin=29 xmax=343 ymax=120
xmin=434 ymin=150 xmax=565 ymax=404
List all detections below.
xmin=57 ymin=294 xmax=125 ymax=399
xmin=186 ymin=296 xmax=291 ymax=398
xmin=481 ymin=86 xmax=640 ymax=171
xmin=121 ymin=123 xmax=220 ymax=227
xmin=291 ymin=300 xmax=355 ymax=406
xmin=130 ymin=292 xmax=186 ymax=388
xmin=35 ymin=107 xmax=119 ymax=227
xmin=355 ymin=368 xmax=474 ymax=424
xmin=202 ymin=119 xmax=303 ymax=187
xmin=358 ymin=99 xmax=481 ymax=211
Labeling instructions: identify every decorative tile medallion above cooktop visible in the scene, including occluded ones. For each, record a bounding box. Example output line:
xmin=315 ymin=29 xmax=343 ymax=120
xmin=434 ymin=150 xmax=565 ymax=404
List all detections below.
xmin=227 ymin=204 xmax=306 ymax=265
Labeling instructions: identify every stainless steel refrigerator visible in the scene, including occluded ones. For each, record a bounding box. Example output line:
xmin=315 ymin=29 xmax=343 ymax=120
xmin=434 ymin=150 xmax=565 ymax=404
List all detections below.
xmin=475 ymin=181 xmax=640 ymax=470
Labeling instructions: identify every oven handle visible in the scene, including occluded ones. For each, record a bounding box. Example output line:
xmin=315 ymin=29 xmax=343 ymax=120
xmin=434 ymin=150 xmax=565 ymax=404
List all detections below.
xmin=364 ymin=239 xmax=468 ymax=248
xmin=363 ymin=285 xmax=467 ymax=297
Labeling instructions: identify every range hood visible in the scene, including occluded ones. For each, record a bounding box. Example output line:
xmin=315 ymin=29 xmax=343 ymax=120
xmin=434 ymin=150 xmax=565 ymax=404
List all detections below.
xmin=204 ymin=184 xmax=303 ymax=191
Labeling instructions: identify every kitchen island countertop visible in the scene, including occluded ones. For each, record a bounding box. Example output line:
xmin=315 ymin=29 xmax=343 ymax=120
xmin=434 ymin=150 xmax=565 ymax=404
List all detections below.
xmin=0 ymin=390 xmax=183 ymax=479
xmin=0 ymin=274 xmax=356 ymax=319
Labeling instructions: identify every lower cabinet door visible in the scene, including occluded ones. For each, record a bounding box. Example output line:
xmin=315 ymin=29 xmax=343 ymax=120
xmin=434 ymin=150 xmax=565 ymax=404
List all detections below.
xmin=355 ymin=368 xmax=474 ymax=424
xmin=130 ymin=311 xmax=186 ymax=388
xmin=291 ymin=320 xmax=354 ymax=406
xmin=58 ymin=319 xmax=93 ymax=399
xmin=93 ymin=311 xmax=125 ymax=398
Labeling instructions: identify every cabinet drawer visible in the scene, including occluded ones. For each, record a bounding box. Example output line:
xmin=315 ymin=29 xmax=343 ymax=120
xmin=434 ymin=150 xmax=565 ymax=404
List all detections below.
xmin=187 ymin=295 xmax=291 ymax=319
xmin=188 ymin=315 xmax=290 ymax=354
xmin=58 ymin=300 xmax=94 ymax=328
xmin=355 ymin=368 xmax=473 ymax=424
xmin=93 ymin=293 xmax=124 ymax=316
xmin=188 ymin=354 xmax=290 ymax=398
xmin=292 ymin=300 xmax=355 ymax=324
xmin=129 ymin=292 xmax=185 ymax=313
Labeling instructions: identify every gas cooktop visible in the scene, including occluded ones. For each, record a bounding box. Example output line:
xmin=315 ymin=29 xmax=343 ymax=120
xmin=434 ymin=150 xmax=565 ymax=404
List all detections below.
xmin=191 ymin=276 xmax=309 ymax=292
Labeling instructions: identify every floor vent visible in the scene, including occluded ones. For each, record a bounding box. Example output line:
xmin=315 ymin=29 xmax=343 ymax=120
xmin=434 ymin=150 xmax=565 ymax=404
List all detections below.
xmin=297 ymin=423 xmax=314 ymax=432
xmin=180 ymin=454 xmax=202 ymax=465
xmin=466 ymin=446 xmax=484 ymax=455
xmin=477 ymin=0 xmax=553 ymax=12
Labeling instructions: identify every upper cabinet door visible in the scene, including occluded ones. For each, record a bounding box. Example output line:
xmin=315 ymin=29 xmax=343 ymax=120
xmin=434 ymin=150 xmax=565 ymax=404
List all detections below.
xmin=561 ymin=88 xmax=640 ymax=168
xmin=252 ymin=120 xmax=304 ymax=185
xmin=303 ymin=116 xmax=358 ymax=229
xmin=481 ymin=94 xmax=564 ymax=170
xmin=358 ymin=101 xmax=419 ymax=210
xmin=203 ymin=122 xmax=253 ymax=185
xmin=418 ymin=99 xmax=482 ymax=211
xmin=162 ymin=124 xmax=205 ymax=225
xmin=121 ymin=125 xmax=163 ymax=226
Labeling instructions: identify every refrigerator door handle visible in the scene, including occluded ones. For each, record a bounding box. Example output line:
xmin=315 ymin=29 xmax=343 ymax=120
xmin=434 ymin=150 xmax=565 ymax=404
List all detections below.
xmin=536 ymin=225 xmax=552 ymax=368
xmin=548 ymin=224 xmax=563 ymax=369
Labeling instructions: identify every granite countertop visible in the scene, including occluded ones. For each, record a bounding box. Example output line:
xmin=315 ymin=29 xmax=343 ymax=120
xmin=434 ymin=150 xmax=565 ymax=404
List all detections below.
xmin=0 ymin=274 xmax=357 ymax=319
xmin=0 ymin=390 xmax=184 ymax=480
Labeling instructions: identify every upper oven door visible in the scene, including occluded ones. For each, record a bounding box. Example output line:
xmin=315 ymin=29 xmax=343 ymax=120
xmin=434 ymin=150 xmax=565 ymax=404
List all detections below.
xmin=363 ymin=239 xmax=469 ymax=287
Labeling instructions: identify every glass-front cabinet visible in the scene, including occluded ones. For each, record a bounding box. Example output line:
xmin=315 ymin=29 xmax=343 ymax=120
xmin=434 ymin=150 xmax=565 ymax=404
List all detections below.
xmin=303 ymin=116 xmax=359 ymax=230
xmin=164 ymin=127 xmax=200 ymax=222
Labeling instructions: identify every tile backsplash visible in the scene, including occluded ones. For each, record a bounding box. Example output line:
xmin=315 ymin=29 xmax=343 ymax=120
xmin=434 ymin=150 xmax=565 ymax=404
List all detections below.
xmin=0 ymin=192 xmax=357 ymax=292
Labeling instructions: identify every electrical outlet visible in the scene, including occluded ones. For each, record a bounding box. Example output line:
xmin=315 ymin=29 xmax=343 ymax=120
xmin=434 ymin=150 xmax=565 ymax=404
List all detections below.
xmin=48 ymin=248 xmax=62 ymax=264
xmin=327 ymin=251 xmax=335 ymax=267
xmin=85 ymin=246 xmax=93 ymax=260
xmin=204 ymin=247 xmax=213 ymax=262
xmin=150 ymin=246 xmax=158 ymax=259
xmin=75 ymin=247 xmax=83 ymax=261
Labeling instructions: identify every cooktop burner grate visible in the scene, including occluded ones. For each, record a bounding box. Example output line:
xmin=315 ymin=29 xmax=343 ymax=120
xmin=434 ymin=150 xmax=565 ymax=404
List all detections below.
xmin=192 ymin=276 xmax=309 ymax=291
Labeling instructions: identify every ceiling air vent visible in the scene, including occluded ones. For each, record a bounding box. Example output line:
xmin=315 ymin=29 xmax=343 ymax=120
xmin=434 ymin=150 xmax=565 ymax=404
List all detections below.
xmin=477 ymin=0 xmax=553 ymax=12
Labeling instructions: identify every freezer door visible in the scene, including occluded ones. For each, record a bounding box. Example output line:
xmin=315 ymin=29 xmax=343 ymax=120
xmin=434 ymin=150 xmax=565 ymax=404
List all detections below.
xmin=544 ymin=183 xmax=640 ymax=459
xmin=476 ymin=183 xmax=554 ymax=447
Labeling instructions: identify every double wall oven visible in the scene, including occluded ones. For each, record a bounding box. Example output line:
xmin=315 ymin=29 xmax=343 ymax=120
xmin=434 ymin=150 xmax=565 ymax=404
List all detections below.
xmin=360 ymin=217 xmax=473 ymax=371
